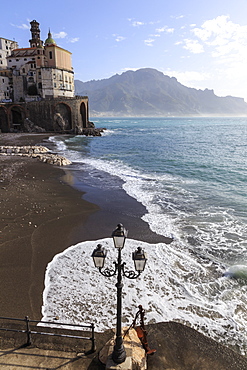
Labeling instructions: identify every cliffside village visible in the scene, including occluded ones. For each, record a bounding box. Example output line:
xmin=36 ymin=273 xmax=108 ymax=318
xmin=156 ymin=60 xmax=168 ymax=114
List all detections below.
xmin=0 ymin=20 xmax=104 ymax=135
xmin=0 ymin=20 xmax=74 ymax=102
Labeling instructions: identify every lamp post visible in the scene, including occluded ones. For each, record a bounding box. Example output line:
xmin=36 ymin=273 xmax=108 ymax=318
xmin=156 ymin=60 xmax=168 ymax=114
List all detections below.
xmin=91 ymin=223 xmax=147 ymax=364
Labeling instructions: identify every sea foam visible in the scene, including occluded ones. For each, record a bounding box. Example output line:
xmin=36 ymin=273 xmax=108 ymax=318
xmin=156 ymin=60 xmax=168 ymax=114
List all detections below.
xmin=41 ymin=238 xmax=247 ymax=355
xmin=46 ymin=131 xmax=247 ymax=355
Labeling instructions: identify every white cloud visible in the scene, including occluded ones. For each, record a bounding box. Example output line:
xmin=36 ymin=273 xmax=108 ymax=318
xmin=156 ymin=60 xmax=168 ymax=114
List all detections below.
xmin=52 ymin=31 xmax=79 ymax=44
xmin=191 ymin=15 xmax=247 ymax=59
xmin=166 ymin=28 xmax=175 ymax=34
xmin=149 ymin=21 xmax=161 ymax=25
xmin=167 ymin=15 xmax=247 ymax=100
xmin=69 ymin=37 xmax=79 ymax=43
xmin=144 ymin=38 xmax=155 ymax=47
xmin=156 ymin=26 xmax=174 ymax=34
xmin=162 ymin=69 xmax=214 ymax=93
xmin=11 ymin=23 xmax=29 ymax=30
xmin=113 ymin=34 xmax=126 ymax=42
xmin=132 ymin=21 xmax=145 ymax=27
xmin=171 ymin=15 xmax=185 ymax=20
xmin=165 ymin=70 xmax=211 ymax=83
xmin=128 ymin=18 xmax=160 ymax=27
xmin=53 ymin=31 xmax=67 ymax=39
xmin=192 ymin=15 xmax=231 ymax=41
xmin=164 ymin=65 xmax=247 ymax=100
xmin=156 ymin=26 xmax=166 ymax=33
xmin=183 ymin=39 xmax=204 ymax=53
xmin=143 ymin=24 xmax=175 ymax=48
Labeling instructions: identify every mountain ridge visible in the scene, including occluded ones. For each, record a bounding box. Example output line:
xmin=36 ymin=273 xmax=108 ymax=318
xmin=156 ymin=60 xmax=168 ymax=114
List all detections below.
xmin=75 ymin=68 xmax=247 ymax=117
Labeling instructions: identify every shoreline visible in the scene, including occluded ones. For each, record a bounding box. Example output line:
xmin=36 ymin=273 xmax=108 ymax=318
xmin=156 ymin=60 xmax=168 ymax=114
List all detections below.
xmin=1 ymin=134 xmax=247 ymax=369
xmin=0 ymin=155 xmax=99 ymax=319
xmin=62 ymin=164 xmax=172 ymax=245
xmin=0 ymin=133 xmax=169 ymax=320
xmin=0 ymin=134 xmax=99 ymax=319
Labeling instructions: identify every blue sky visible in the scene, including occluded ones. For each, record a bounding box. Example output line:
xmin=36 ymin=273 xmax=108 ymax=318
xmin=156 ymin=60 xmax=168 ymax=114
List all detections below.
xmin=2 ymin=0 xmax=247 ymax=100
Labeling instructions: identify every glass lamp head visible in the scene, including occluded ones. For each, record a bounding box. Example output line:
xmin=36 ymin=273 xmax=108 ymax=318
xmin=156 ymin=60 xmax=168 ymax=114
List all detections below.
xmin=132 ymin=246 xmax=147 ymax=272
xmin=92 ymin=244 xmax=107 ymax=268
xmin=112 ymin=223 xmax=128 ymax=249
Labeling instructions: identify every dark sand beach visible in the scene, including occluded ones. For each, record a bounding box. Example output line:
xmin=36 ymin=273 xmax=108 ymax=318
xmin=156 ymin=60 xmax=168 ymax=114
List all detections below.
xmin=0 ymin=148 xmax=97 ymax=319
xmin=1 ymin=134 xmax=247 ymax=369
xmin=0 ymin=133 xmax=170 ymax=320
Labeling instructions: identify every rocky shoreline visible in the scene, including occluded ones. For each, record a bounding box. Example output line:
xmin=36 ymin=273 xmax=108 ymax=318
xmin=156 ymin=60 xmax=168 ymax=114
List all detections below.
xmin=0 ymin=145 xmax=71 ymax=166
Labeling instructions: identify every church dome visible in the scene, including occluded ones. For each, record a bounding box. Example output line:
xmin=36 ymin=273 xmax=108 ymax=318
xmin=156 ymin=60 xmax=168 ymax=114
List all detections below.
xmin=45 ymin=30 xmax=56 ymax=45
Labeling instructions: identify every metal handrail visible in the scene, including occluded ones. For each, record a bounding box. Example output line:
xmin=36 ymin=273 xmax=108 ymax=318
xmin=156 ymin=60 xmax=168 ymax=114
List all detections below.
xmin=0 ymin=316 xmax=96 ymax=352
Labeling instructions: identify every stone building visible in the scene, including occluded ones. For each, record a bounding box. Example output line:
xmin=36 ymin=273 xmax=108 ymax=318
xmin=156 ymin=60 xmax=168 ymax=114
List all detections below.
xmin=0 ymin=38 xmax=18 ymax=69
xmin=0 ymin=38 xmax=18 ymax=101
xmin=6 ymin=20 xmax=74 ymax=101
xmin=0 ymin=20 xmax=90 ymax=133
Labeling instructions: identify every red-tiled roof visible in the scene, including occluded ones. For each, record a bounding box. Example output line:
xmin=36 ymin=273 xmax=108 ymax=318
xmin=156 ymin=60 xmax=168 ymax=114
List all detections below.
xmin=13 ymin=47 xmax=36 ymax=51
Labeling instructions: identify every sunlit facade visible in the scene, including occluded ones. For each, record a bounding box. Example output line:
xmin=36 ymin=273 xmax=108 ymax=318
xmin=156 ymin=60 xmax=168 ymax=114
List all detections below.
xmin=0 ymin=20 xmax=74 ymax=102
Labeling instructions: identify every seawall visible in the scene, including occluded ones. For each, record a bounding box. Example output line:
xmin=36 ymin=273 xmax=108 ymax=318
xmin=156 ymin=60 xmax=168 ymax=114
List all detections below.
xmin=0 ymin=96 xmax=89 ymax=133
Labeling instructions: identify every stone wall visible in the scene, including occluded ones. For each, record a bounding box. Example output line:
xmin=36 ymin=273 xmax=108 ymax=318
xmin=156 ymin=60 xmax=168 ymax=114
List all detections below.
xmin=0 ymin=96 xmax=89 ymax=133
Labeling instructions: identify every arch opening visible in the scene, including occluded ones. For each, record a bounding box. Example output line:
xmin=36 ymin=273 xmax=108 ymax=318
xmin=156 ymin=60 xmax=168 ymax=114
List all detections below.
xmin=80 ymin=102 xmax=87 ymax=128
xmin=54 ymin=103 xmax=72 ymax=132
xmin=0 ymin=107 xmax=8 ymax=133
xmin=28 ymin=84 xmax=38 ymax=95
xmin=10 ymin=106 xmax=25 ymax=132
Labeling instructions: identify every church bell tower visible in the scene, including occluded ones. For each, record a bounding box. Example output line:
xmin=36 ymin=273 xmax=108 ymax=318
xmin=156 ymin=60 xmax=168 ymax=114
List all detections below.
xmin=29 ymin=20 xmax=43 ymax=47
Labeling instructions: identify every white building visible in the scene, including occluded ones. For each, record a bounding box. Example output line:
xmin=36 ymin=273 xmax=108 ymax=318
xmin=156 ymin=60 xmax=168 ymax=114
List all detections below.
xmin=0 ymin=37 xmax=18 ymax=69
xmin=0 ymin=38 xmax=18 ymax=101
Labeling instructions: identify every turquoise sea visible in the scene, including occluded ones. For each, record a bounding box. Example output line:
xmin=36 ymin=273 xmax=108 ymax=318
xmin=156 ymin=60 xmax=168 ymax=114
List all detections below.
xmin=43 ymin=117 xmax=247 ymax=355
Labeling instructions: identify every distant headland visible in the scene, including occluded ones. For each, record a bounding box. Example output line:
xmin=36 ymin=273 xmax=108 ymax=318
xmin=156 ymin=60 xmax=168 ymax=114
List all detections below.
xmin=75 ymin=68 xmax=247 ymax=117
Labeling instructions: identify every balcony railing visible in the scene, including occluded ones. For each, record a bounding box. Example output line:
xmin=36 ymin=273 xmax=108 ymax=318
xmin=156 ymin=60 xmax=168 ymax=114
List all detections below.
xmin=0 ymin=316 xmax=96 ymax=353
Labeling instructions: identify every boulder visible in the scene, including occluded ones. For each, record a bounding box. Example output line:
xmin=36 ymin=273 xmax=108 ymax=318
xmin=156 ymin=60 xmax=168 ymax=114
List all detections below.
xmin=0 ymin=146 xmax=71 ymax=166
xmin=23 ymin=118 xmax=46 ymax=133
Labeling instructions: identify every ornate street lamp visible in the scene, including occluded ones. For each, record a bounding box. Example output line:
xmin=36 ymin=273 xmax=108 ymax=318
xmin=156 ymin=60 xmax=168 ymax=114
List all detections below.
xmin=91 ymin=223 xmax=147 ymax=364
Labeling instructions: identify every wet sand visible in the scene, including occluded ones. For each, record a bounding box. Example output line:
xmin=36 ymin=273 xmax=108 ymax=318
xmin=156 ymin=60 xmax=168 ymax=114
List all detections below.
xmin=0 ymin=133 xmax=170 ymax=320
xmin=1 ymin=134 xmax=247 ymax=369
xmin=0 ymin=155 xmax=99 ymax=319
